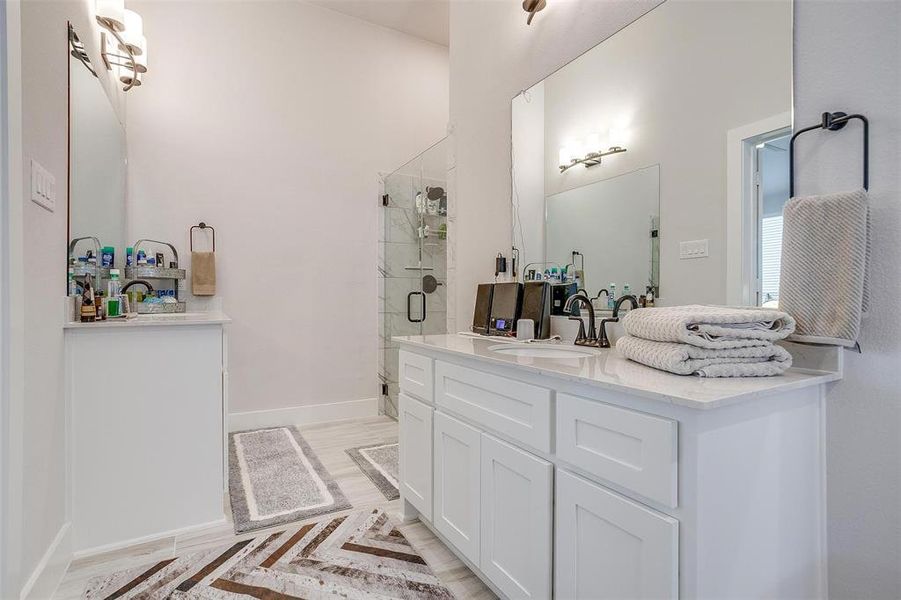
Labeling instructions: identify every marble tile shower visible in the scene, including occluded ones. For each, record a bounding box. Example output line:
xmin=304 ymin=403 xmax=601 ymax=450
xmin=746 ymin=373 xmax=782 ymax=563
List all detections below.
xmin=378 ymin=139 xmax=449 ymax=418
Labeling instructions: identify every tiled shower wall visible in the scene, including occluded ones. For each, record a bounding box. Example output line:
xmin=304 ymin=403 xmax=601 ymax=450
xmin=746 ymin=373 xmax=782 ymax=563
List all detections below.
xmin=378 ymin=173 xmax=448 ymax=418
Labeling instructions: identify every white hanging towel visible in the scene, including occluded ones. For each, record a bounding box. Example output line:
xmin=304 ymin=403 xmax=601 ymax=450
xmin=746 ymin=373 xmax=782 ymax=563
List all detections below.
xmin=779 ymin=189 xmax=869 ymax=347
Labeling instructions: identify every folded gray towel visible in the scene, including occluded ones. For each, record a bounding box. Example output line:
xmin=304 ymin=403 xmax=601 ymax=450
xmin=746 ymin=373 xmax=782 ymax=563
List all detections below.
xmin=621 ymin=305 xmax=795 ymax=349
xmin=779 ymin=189 xmax=869 ymax=347
xmin=617 ymin=335 xmax=793 ymax=377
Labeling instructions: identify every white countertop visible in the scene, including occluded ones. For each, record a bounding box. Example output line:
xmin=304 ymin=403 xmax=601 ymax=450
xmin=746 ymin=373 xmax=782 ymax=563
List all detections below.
xmin=64 ymin=311 xmax=231 ymax=329
xmin=394 ymin=334 xmax=841 ymax=410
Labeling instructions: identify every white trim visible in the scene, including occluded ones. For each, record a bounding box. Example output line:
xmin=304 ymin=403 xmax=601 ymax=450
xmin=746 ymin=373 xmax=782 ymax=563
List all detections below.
xmin=725 ymin=111 xmax=792 ymax=306
xmin=18 ymin=522 xmax=71 ymax=600
xmin=2 ymin=2 xmax=26 ymax=597
xmin=72 ymin=518 xmax=227 ymax=560
xmin=228 ymin=398 xmax=379 ymax=432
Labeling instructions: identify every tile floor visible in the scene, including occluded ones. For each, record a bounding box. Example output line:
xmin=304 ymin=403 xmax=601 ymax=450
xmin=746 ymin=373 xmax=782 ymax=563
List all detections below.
xmin=53 ymin=416 xmax=495 ymax=600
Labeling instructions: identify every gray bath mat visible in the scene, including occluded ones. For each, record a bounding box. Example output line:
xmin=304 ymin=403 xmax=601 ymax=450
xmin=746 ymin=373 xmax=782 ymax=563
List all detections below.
xmin=228 ymin=426 xmax=351 ymax=533
xmin=84 ymin=508 xmax=454 ymax=599
xmin=346 ymin=441 xmax=400 ymax=500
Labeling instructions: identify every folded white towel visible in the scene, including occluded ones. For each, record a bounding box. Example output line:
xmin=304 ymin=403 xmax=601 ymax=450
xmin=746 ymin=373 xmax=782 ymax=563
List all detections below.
xmin=779 ymin=189 xmax=869 ymax=347
xmin=617 ymin=335 xmax=793 ymax=377
xmin=621 ymin=305 xmax=795 ymax=349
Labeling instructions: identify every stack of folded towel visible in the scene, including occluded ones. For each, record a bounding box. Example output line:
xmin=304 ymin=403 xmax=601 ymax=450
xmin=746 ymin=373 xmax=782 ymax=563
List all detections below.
xmin=616 ymin=305 xmax=796 ymax=377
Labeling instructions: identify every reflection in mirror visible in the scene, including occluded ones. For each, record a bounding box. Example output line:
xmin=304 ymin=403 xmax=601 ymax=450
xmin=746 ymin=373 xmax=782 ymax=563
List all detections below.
xmin=546 ymin=165 xmax=659 ymax=299
xmin=511 ymin=0 xmax=791 ymax=306
xmin=68 ymin=24 xmax=127 ymax=266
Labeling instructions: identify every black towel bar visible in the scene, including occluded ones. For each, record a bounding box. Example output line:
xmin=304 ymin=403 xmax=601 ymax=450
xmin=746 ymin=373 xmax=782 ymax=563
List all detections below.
xmin=190 ymin=222 xmax=216 ymax=252
xmin=789 ymin=111 xmax=869 ymax=197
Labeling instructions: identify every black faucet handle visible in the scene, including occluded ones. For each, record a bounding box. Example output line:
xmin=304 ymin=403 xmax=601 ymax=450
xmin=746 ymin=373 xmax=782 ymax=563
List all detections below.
xmin=598 ymin=317 xmax=620 ymax=349
xmin=568 ymin=316 xmax=587 ymax=343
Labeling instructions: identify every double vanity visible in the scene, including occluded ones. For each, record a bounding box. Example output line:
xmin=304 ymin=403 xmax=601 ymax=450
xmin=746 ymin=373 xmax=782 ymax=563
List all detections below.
xmin=396 ymin=334 xmax=840 ymax=599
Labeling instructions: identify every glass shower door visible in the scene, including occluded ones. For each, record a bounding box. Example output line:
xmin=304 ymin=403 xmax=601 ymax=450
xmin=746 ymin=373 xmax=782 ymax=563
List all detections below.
xmin=379 ymin=138 xmax=449 ymax=418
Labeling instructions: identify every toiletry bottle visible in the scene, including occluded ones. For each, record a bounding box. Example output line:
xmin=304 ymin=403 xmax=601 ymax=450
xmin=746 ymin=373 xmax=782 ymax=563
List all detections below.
xmin=101 ymin=246 xmax=114 ymax=268
xmin=126 ymin=247 xmax=134 ymax=267
xmin=623 ymin=283 xmax=631 ymax=297
xmin=67 ymin=268 xmax=77 ymax=296
xmin=80 ymin=275 xmax=96 ymax=323
xmin=646 ymin=286 xmax=655 ymax=307
xmin=608 ymin=283 xmax=616 ymax=309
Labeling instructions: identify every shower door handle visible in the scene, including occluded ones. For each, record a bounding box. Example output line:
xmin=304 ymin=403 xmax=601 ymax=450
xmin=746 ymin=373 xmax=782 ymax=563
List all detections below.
xmin=406 ymin=291 xmax=426 ymax=323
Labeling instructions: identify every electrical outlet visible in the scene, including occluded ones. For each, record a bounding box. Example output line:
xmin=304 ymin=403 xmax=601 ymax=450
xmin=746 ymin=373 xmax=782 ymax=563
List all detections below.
xmin=680 ymin=239 xmax=709 ymax=259
xmin=30 ymin=159 xmax=56 ymax=212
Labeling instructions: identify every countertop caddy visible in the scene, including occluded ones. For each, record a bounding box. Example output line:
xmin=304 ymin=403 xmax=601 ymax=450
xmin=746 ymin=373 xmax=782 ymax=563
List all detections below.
xmin=394 ymin=333 xmax=839 ymax=600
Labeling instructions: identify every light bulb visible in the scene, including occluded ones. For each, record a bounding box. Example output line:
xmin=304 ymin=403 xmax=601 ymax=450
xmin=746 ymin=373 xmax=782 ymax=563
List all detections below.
xmin=96 ymin=0 xmax=125 ymax=31
xmin=559 ymin=147 xmax=571 ymax=167
xmin=585 ymin=133 xmax=601 ymax=154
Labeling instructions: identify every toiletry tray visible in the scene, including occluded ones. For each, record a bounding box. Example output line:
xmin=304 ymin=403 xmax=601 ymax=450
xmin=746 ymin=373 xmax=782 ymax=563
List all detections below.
xmin=125 ymin=266 xmax=186 ymax=280
xmin=136 ymin=301 xmax=187 ymax=314
xmin=71 ymin=264 xmax=111 ymax=279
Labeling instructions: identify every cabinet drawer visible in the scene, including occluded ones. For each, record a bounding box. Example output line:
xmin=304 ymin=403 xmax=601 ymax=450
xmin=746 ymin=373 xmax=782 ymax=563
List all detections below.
xmin=556 ymin=469 xmax=678 ymax=600
xmin=557 ymin=393 xmax=678 ymax=507
xmin=435 ymin=361 xmax=552 ymax=453
xmin=399 ymin=350 xmax=434 ymax=403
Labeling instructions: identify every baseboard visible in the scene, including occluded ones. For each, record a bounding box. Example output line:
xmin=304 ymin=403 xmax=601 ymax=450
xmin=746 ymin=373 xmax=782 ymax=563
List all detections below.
xmin=20 ymin=522 xmax=72 ymax=600
xmin=228 ymin=398 xmax=379 ymax=432
xmin=73 ymin=517 xmax=227 ymax=560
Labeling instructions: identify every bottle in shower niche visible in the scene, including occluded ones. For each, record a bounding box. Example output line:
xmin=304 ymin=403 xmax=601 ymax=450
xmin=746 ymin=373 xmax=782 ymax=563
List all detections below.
xmin=608 ymin=283 xmax=616 ymax=309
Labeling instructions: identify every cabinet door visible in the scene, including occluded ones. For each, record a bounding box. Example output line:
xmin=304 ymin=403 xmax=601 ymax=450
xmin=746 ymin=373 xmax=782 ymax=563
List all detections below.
xmin=399 ymin=393 xmax=433 ymax=520
xmin=480 ymin=434 xmax=553 ymax=600
xmin=556 ymin=469 xmax=679 ymax=600
xmin=433 ymin=412 xmax=481 ymax=565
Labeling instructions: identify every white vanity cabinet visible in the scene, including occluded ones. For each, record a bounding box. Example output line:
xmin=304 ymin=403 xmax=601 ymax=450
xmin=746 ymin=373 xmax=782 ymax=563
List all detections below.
xmin=433 ymin=411 xmax=481 ymax=564
xmin=399 ymin=392 xmax=434 ymax=520
xmin=396 ymin=334 xmax=837 ymax=600
xmin=556 ymin=469 xmax=678 ymax=600
xmin=65 ymin=313 xmax=230 ymax=556
xmin=480 ymin=434 xmax=553 ymax=600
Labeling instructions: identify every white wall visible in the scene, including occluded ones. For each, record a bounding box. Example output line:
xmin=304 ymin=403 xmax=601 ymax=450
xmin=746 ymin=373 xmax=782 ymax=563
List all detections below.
xmin=452 ymin=0 xmax=900 ymax=595
xmin=794 ymin=1 xmax=901 ymax=597
xmin=125 ymin=1 xmax=448 ymax=416
xmin=5 ymin=0 xmax=126 ymax=596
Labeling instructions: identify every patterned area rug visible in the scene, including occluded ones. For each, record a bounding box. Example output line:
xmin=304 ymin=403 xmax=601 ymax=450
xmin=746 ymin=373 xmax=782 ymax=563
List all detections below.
xmin=229 ymin=426 xmax=351 ymax=533
xmin=346 ymin=441 xmax=400 ymax=500
xmin=84 ymin=508 xmax=454 ymax=599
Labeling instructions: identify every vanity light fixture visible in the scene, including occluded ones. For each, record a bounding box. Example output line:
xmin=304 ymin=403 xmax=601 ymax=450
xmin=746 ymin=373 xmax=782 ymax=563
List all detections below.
xmin=522 ymin=0 xmax=547 ymax=25
xmin=558 ymin=135 xmax=627 ymax=173
xmin=95 ymin=0 xmax=148 ymax=91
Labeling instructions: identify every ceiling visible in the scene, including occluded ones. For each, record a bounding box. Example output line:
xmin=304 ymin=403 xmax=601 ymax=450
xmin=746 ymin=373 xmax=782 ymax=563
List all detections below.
xmin=308 ymin=0 xmax=450 ymax=46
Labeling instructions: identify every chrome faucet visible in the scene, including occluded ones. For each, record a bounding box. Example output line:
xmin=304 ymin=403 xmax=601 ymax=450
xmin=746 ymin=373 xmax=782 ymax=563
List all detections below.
xmin=598 ymin=295 xmax=640 ymax=348
xmin=564 ymin=293 xmax=600 ymax=348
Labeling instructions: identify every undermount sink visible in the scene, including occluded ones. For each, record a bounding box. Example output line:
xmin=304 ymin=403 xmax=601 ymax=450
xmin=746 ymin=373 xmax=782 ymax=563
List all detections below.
xmin=487 ymin=344 xmax=598 ymax=359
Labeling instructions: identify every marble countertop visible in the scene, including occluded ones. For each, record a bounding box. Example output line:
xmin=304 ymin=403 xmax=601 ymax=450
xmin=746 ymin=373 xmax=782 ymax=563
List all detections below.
xmin=64 ymin=311 xmax=231 ymax=329
xmin=394 ymin=334 xmax=842 ymax=410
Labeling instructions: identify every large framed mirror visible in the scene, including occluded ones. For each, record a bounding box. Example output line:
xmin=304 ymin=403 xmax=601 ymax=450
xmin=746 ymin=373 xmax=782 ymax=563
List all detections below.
xmin=512 ymin=0 xmax=792 ymax=308
xmin=68 ymin=24 xmax=127 ymax=268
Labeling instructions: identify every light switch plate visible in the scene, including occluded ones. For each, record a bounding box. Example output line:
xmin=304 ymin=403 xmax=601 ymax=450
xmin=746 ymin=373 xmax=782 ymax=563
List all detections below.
xmin=30 ymin=159 xmax=56 ymax=212
xmin=680 ymin=239 xmax=709 ymax=259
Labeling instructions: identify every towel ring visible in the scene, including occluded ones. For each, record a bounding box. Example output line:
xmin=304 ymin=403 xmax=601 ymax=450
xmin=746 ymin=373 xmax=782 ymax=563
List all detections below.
xmin=789 ymin=111 xmax=869 ymax=197
xmin=190 ymin=222 xmax=216 ymax=252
